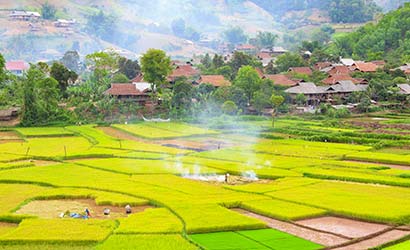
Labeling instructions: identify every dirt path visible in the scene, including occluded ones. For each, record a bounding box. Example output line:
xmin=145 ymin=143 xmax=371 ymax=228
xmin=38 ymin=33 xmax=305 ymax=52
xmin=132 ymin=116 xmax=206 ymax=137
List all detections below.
xmin=98 ymin=127 xmax=149 ymax=143
xmin=232 ymin=209 xmax=349 ymax=247
xmin=333 ymin=230 xmax=409 ymax=250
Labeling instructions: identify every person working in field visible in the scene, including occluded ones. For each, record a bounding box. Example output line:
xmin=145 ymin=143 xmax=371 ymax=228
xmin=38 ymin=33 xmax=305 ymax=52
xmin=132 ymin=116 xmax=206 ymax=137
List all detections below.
xmin=125 ymin=204 xmax=132 ymax=214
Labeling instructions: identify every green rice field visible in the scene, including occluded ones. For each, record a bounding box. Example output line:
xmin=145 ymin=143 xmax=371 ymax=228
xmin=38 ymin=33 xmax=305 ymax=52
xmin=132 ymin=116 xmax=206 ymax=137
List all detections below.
xmin=0 ymin=115 xmax=410 ymax=249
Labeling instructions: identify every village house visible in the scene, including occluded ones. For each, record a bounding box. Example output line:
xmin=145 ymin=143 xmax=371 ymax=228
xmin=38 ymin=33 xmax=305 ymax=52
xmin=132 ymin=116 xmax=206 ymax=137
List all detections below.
xmin=263 ymin=74 xmax=298 ymax=87
xmin=257 ymin=51 xmax=274 ymax=67
xmin=0 ymin=108 xmax=19 ymax=121
xmin=195 ymin=75 xmax=231 ymax=88
xmin=322 ymin=74 xmax=367 ymax=85
xmin=398 ymin=84 xmax=410 ymax=95
xmin=104 ymin=82 xmax=154 ymax=106
xmin=9 ymin=11 xmax=41 ymax=21
xmin=392 ymin=64 xmax=410 ymax=74
xmin=285 ymin=81 xmax=368 ymax=106
xmin=234 ymin=44 xmax=257 ymax=55
xmin=350 ymin=62 xmax=379 ymax=73
xmin=168 ymin=64 xmax=200 ymax=83
xmin=271 ymin=47 xmax=288 ymax=57
xmin=5 ymin=61 xmax=29 ymax=76
xmin=54 ymin=19 xmax=77 ymax=28
xmin=288 ymin=67 xmax=313 ymax=76
xmin=314 ymin=62 xmax=332 ymax=71
xmin=340 ymin=58 xmax=355 ymax=66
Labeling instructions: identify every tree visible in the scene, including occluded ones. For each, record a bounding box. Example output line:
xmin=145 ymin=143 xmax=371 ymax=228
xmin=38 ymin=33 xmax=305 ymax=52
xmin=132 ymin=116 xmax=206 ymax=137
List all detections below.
xmin=172 ymin=77 xmax=193 ymax=110
xmin=296 ymin=93 xmax=307 ymax=106
xmin=212 ymin=54 xmax=225 ymax=69
xmin=41 ymin=1 xmax=57 ymax=20
xmin=230 ymin=51 xmax=262 ymax=75
xmin=0 ymin=53 xmax=6 ymax=83
xmin=140 ymin=49 xmax=172 ymax=92
xmin=222 ymin=101 xmax=238 ymax=115
xmin=270 ymin=94 xmax=285 ymax=127
xmin=223 ymin=27 xmax=247 ymax=45
xmin=21 ymin=66 xmax=60 ymax=126
xmin=85 ymin=10 xmax=117 ymax=42
xmin=275 ymin=52 xmax=306 ymax=73
xmin=118 ymin=57 xmax=140 ymax=79
xmin=201 ymin=54 xmax=212 ymax=69
xmin=234 ymin=66 xmax=262 ymax=103
xmin=111 ymin=73 xmax=129 ymax=83
xmin=50 ymin=62 xmax=78 ymax=94
xmin=61 ymin=51 xmax=80 ymax=73
xmin=254 ymin=31 xmax=278 ymax=48
xmin=86 ymin=50 xmax=120 ymax=80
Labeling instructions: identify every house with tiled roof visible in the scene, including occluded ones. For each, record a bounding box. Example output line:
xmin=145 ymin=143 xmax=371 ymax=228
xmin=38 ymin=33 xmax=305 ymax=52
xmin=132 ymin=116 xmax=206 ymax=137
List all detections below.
xmin=322 ymin=74 xmax=365 ymax=85
xmin=351 ymin=62 xmax=378 ymax=73
xmin=314 ymin=62 xmax=332 ymax=71
xmin=288 ymin=67 xmax=313 ymax=76
xmin=398 ymin=84 xmax=410 ymax=95
xmin=5 ymin=61 xmax=29 ymax=76
xmin=196 ymin=75 xmax=231 ymax=88
xmin=392 ymin=64 xmax=410 ymax=74
xmin=326 ymin=65 xmax=352 ymax=76
xmin=105 ymin=82 xmax=154 ymax=106
xmin=235 ymin=44 xmax=257 ymax=55
xmin=168 ymin=64 xmax=200 ymax=82
xmin=263 ymin=74 xmax=298 ymax=87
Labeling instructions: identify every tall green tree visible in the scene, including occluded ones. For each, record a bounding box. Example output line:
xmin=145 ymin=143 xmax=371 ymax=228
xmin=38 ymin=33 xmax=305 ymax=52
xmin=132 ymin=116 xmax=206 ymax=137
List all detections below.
xmin=254 ymin=31 xmax=278 ymax=48
xmin=275 ymin=52 xmax=306 ymax=73
xmin=234 ymin=66 xmax=261 ymax=103
xmin=41 ymin=1 xmax=57 ymax=20
xmin=140 ymin=49 xmax=172 ymax=92
xmin=270 ymin=94 xmax=285 ymax=128
xmin=223 ymin=27 xmax=247 ymax=45
xmin=50 ymin=62 xmax=78 ymax=95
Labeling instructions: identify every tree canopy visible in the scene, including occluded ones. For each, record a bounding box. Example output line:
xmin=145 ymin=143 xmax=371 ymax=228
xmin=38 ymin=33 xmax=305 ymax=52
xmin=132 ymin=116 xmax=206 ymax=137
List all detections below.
xmin=140 ymin=49 xmax=172 ymax=91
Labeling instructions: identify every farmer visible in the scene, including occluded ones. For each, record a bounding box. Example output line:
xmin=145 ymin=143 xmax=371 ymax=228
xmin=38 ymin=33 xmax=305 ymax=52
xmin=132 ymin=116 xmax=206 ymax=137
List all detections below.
xmin=103 ymin=208 xmax=110 ymax=216
xmin=85 ymin=208 xmax=91 ymax=218
xmin=225 ymin=173 xmax=230 ymax=183
xmin=125 ymin=204 xmax=132 ymax=214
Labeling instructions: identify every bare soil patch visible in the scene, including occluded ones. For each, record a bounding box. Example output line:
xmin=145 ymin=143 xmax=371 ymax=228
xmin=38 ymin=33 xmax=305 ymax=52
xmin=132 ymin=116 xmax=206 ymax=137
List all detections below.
xmin=296 ymin=216 xmax=390 ymax=239
xmin=98 ymin=127 xmax=148 ymax=143
xmin=15 ymin=199 xmax=152 ymax=219
xmin=232 ymin=209 xmax=348 ymax=247
xmin=334 ymin=230 xmax=409 ymax=250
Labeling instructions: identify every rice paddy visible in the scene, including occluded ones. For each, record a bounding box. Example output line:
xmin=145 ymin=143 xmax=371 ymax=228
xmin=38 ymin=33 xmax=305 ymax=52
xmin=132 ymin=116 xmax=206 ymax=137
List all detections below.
xmin=0 ymin=115 xmax=410 ymax=249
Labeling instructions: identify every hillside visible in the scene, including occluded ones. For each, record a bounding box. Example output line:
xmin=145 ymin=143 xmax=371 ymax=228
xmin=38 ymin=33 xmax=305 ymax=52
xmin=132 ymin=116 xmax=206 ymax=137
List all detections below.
xmin=0 ymin=0 xmax=278 ymax=61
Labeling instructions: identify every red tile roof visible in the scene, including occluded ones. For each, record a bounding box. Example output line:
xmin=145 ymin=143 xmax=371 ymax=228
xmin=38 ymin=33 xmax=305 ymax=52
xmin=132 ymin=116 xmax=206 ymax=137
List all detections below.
xmin=257 ymin=52 xmax=272 ymax=59
xmin=168 ymin=65 xmax=200 ymax=81
xmin=264 ymin=74 xmax=297 ymax=87
xmin=314 ymin=62 xmax=332 ymax=70
xmin=105 ymin=83 xmax=149 ymax=96
xmin=328 ymin=65 xmax=351 ymax=76
xmin=255 ymin=68 xmax=264 ymax=78
xmin=130 ymin=73 xmax=144 ymax=83
xmin=5 ymin=61 xmax=29 ymax=71
xmin=289 ymin=67 xmax=313 ymax=75
xmin=322 ymin=74 xmax=362 ymax=85
xmin=352 ymin=62 xmax=378 ymax=73
xmin=198 ymin=75 xmax=231 ymax=87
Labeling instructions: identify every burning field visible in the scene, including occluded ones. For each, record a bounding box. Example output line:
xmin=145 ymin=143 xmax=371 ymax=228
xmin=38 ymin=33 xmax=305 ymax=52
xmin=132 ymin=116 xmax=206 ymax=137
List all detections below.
xmin=0 ymin=118 xmax=409 ymax=249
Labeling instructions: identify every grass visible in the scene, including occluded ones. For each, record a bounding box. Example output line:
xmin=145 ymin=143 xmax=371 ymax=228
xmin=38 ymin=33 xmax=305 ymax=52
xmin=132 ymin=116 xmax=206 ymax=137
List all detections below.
xmin=345 ymin=151 xmax=410 ymax=166
xmin=384 ymin=240 xmax=410 ymax=249
xmin=115 ymin=208 xmax=183 ymax=234
xmin=95 ymin=234 xmax=198 ymax=250
xmin=14 ymin=128 xmax=74 ymax=137
xmin=240 ymin=199 xmax=327 ymax=221
xmin=0 ymin=219 xmax=116 ymax=243
xmin=267 ymin=180 xmax=410 ymax=224
xmin=0 ymin=243 xmax=95 ymax=250
xmin=112 ymin=123 xmax=218 ymax=139
xmin=190 ymin=229 xmax=322 ymax=250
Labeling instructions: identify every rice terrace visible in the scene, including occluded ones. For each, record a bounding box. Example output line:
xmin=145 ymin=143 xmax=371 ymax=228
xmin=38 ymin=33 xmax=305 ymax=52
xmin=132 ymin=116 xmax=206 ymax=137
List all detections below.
xmin=0 ymin=115 xmax=408 ymax=249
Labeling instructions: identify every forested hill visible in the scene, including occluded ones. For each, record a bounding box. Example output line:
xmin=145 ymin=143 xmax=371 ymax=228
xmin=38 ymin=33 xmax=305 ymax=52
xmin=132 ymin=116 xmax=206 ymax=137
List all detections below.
xmin=328 ymin=2 xmax=410 ymax=64
xmin=250 ymin=0 xmax=405 ymax=23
